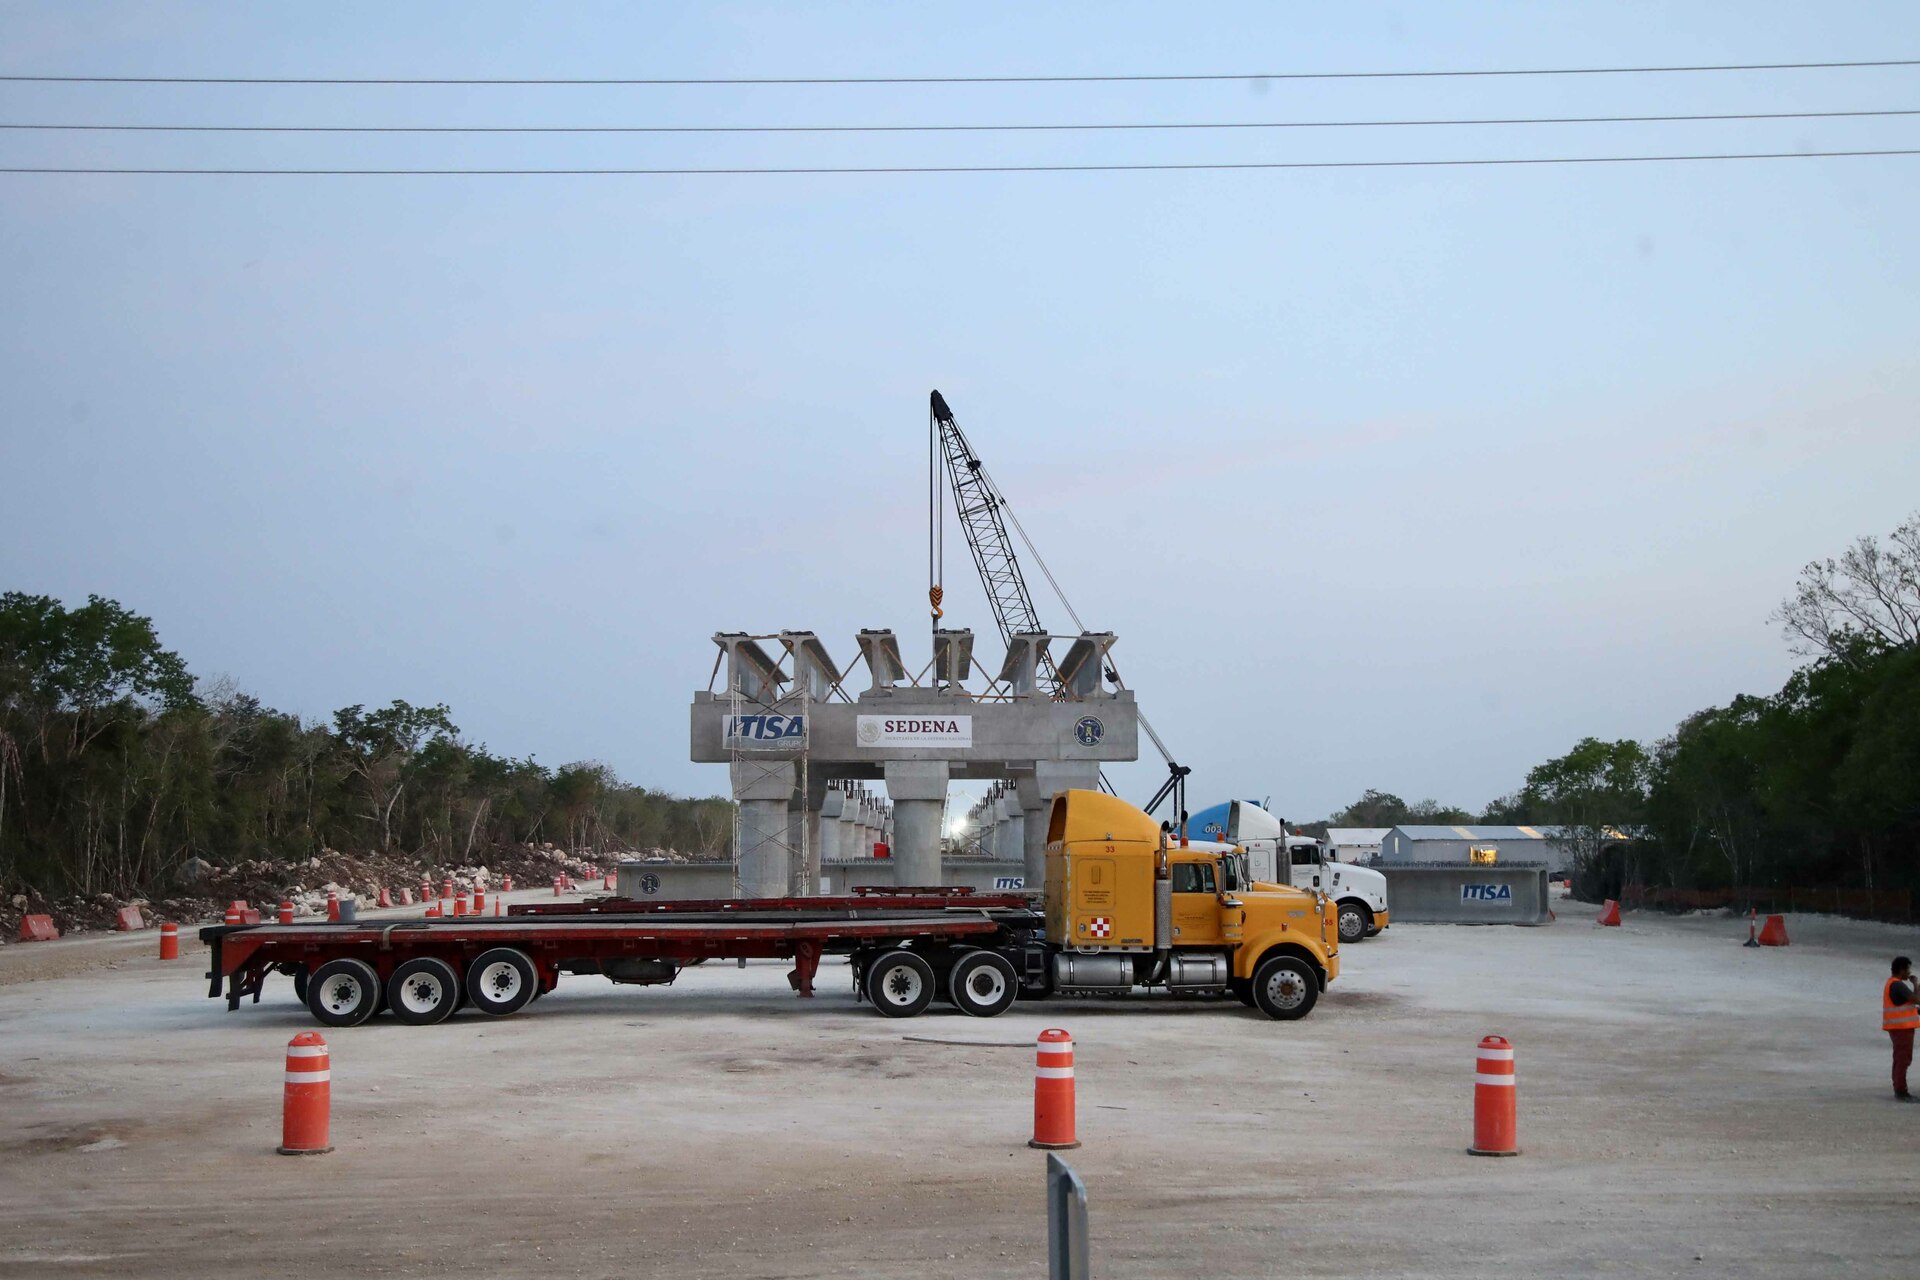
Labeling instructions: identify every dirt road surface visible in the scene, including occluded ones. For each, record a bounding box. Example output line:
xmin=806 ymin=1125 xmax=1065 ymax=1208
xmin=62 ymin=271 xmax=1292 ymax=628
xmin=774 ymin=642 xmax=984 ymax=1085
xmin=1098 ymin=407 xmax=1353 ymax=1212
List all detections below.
xmin=4 ymin=905 xmax=1918 ymax=1278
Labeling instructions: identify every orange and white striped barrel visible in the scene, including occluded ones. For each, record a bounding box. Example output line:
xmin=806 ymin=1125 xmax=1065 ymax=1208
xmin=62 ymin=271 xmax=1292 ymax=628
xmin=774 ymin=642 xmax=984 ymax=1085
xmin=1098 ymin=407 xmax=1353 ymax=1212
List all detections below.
xmin=441 ymin=878 xmax=454 ymax=903
xmin=503 ymin=875 xmax=514 ymax=893
xmin=158 ymin=921 xmax=180 ymax=960
xmin=1028 ymin=1028 xmax=1081 ymax=1150
xmin=223 ymin=902 xmax=242 ymax=926
xmin=279 ymin=1032 xmax=333 ymax=1155
xmin=277 ymin=900 xmax=294 ymax=925
xmin=472 ymin=887 xmax=487 ymax=914
xmin=1469 ymin=1035 xmax=1519 ymax=1156
xmin=420 ymin=878 xmax=433 ymax=902
xmin=553 ymin=875 xmax=564 ymax=896
xmin=453 ymin=891 xmax=469 ymax=918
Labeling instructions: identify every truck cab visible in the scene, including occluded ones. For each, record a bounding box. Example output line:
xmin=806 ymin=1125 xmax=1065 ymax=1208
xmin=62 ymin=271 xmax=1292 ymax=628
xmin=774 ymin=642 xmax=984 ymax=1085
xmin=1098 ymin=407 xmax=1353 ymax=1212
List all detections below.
xmin=1198 ymin=800 xmax=1390 ymax=945
xmin=1043 ymin=790 xmax=1338 ymax=1019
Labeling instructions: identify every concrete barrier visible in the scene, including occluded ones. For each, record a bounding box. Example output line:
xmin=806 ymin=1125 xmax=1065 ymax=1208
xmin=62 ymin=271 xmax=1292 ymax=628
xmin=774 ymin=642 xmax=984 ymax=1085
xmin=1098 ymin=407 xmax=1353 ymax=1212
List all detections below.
xmin=1376 ymin=863 xmax=1552 ymax=925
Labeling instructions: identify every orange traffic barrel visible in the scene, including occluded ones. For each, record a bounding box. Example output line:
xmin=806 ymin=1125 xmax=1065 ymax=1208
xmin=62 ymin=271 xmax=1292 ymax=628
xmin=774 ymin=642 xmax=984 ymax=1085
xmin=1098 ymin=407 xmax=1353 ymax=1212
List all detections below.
xmin=278 ymin=1032 xmax=333 ymax=1155
xmin=1469 ymin=1035 xmax=1519 ymax=1156
xmin=1757 ymin=914 xmax=1789 ymax=946
xmin=441 ymin=877 xmax=454 ymax=902
xmin=419 ymin=878 xmax=432 ymax=902
xmin=325 ymin=892 xmax=340 ymax=923
xmin=158 ymin=922 xmax=180 ymax=960
xmin=472 ymin=887 xmax=487 ymax=914
xmin=223 ymin=902 xmax=242 ymax=926
xmin=553 ymin=875 xmax=564 ymax=896
xmin=503 ymin=875 xmax=514 ymax=893
xmin=1029 ymin=1029 xmax=1080 ymax=1150
xmin=278 ymin=900 xmax=294 ymax=925
xmin=453 ymin=892 xmax=469 ymax=918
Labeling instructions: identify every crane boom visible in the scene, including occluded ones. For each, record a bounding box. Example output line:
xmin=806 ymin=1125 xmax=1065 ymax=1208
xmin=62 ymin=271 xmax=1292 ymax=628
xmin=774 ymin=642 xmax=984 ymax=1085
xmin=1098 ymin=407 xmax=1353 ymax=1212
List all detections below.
xmin=928 ymin=389 xmax=1190 ymax=821
xmin=930 ymin=390 xmax=1045 ymax=647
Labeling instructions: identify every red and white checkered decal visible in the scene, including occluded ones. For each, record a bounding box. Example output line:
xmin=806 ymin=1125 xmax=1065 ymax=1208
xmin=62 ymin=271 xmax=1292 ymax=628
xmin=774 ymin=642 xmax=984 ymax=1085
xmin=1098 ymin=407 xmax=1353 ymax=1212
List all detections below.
xmin=1085 ymin=916 xmax=1112 ymax=938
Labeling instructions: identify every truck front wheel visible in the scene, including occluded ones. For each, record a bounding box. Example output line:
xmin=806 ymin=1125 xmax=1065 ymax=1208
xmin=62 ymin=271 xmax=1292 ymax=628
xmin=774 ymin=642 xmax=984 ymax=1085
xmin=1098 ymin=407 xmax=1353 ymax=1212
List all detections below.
xmin=866 ymin=950 xmax=936 ymax=1018
xmin=1251 ymin=955 xmax=1318 ymax=1021
xmin=1336 ymin=901 xmax=1372 ymax=944
xmin=947 ymin=951 xmax=1019 ymax=1018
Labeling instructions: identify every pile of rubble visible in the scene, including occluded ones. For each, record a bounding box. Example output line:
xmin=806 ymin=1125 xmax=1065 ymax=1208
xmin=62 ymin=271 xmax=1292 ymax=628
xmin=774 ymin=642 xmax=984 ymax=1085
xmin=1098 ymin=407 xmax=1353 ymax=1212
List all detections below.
xmin=2 ymin=841 xmax=713 ymax=942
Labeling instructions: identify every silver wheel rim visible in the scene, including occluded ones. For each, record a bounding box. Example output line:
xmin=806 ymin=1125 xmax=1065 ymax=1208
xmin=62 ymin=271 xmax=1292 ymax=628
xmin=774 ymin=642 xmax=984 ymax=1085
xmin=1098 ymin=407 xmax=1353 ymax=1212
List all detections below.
xmin=962 ymin=962 xmax=1007 ymax=1007
xmin=880 ymin=963 xmax=924 ymax=1007
xmin=320 ymin=974 xmax=364 ymax=1014
xmin=1265 ymin=968 xmax=1307 ymax=1010
xmin=478 ymin=960 xmax=523 ymax=1004
xmin=399 ymin=972 xmax=447 ymax=1015
xmin=1341 ymin=909 xmax=1364 ymax=939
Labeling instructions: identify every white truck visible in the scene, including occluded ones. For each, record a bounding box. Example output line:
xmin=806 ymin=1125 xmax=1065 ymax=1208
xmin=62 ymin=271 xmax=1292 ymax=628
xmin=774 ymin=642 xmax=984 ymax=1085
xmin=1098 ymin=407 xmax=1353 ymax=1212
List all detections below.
xmin=1218 ymin=800 xmax=1390 ymax=944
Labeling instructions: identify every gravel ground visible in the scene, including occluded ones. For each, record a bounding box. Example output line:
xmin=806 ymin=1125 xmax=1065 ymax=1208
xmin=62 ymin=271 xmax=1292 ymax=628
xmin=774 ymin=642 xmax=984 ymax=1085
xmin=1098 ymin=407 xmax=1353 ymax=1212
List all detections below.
xmin=2 ymin=900 xmax=1917 ymax=1278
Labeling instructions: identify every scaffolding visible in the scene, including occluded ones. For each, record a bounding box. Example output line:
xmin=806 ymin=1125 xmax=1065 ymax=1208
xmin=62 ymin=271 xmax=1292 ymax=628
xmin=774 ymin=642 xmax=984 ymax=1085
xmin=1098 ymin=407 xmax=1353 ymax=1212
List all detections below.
xmin=727 ymin=675 xmax=810 ymax=897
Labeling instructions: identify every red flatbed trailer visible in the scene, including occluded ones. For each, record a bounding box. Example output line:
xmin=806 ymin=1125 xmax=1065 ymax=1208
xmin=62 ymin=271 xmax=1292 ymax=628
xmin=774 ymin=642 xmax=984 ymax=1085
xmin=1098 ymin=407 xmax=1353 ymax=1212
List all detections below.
xmin=200 ymin=893 xmax=1045 ymax=1028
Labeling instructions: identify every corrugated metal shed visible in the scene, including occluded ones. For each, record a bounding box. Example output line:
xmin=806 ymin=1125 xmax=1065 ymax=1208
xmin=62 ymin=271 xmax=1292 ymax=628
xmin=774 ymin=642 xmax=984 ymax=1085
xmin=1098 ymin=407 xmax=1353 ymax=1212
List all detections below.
xmin=1379 ymin=823 xmax=1567 ymax=873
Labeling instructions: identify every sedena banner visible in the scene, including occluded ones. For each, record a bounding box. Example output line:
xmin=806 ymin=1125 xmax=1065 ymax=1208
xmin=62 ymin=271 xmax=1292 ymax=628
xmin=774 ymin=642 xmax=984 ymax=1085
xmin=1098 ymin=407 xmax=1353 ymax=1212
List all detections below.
xmin=855 ymin=714 xmax=973 ymax=748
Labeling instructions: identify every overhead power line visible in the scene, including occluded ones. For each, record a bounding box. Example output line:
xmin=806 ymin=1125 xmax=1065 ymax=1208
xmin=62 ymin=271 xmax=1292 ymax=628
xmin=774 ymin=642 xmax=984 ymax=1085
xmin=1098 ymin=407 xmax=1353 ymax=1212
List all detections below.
xmin=5 ymin=107 xmax=1917 ymax=134
xmin=4 ymin=148 xmax=1916 ymax=176
xmin=1 ymin=59 xmax=1917 ymax=86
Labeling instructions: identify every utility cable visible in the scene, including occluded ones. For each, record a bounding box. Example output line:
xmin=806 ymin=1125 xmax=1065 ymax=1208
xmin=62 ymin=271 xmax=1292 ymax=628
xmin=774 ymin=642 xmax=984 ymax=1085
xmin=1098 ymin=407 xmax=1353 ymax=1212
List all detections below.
xmin=2 ymin=59 xmax=1916 ymax=85
xmin=6 ymin=107 xmax=1915 ymax=133
xmin=5 ymin=148 xmax=1915 ymax=175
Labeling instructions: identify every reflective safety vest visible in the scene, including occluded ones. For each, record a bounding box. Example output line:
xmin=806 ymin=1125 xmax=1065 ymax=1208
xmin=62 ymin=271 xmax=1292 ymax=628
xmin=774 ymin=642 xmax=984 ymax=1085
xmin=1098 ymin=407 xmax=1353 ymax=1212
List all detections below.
xmin=1884 ymin=977 xmax=1919 ymax=1032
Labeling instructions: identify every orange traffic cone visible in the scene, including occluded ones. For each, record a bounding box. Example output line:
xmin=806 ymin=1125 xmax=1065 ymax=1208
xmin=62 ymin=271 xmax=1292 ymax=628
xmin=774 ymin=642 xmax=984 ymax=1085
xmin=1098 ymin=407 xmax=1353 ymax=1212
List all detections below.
xmin=1596 ymin=900 xmax=1622 ymax=927
xmin=376 ymin=887 xmax=392 ymax=909
xmin=278 ymin=1033 xmax=333 ymax=1156
xmin=1757 ymin=914 xmax=1789 ymax=946
xmin=1028 ymin=1029 xmax=1080 ymax=1150
xmin=158 ymin=922 xmax=180 ymax=960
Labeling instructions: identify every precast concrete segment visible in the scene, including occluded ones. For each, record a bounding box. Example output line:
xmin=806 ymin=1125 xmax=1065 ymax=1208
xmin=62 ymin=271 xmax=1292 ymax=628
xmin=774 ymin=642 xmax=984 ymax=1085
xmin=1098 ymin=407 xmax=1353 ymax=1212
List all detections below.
xmin=1375 ymin=865 xmax=1552 ymax=924
xmin=738 ymin=799 xmax=793 ymax=897
xmin=818 ymin=790 xmax=845 ymax=864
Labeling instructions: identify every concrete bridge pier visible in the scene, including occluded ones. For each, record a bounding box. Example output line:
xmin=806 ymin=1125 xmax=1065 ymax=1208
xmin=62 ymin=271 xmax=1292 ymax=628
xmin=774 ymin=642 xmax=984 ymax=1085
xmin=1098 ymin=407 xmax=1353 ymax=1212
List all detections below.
xmin=731 ymin=758 xmax=798 ymax=898
xmin=885 ymin=760 xmax=949 ymax=886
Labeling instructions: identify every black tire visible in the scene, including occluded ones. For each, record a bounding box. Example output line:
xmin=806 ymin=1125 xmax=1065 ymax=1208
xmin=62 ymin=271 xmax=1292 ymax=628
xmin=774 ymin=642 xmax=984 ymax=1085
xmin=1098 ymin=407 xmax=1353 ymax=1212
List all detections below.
xmin=307 ymin=958 xmax=382 ymax=1027
xmin=866 ymin=949 xmax=936 ymax=1019
xmin=386 ymin=957 xmax=461 ymax=1026
xmin=291 ymin=965 xmax=309 ymax=1006
xmin=947 ymin=951 xmax=1019 ymax=1018
xmin=1228 ymin=977 xmax=1255 ymax=1008
xmin=1337 ymin=901 xmax=1372 ymax=945
xmin=466 ymin=947 xmax=538 ymax=1017
xmin=1251 ymin=955 xmax=1319 ymax=1021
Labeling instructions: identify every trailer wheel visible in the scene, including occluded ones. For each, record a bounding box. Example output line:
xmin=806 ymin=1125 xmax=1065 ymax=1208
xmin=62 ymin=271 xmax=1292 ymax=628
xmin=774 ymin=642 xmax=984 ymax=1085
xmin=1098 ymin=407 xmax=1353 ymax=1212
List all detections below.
xmin=307 ymin=958 xmax=382 ymax=1027
xmin=865 ymin=950 xmax=935 ymax=1018
xmin=1251 ymin=955 xmax=1318 ymax=1021
xmin=947 ymin=951 xmax=1019 ymax=1018
xmin=466 ymin=948 xmax=538 ymax=1017
xmin=1336 ymin=900 xmax=1372 ymax=945
xmin=387 ymin=957 xmax=461 ymax=1026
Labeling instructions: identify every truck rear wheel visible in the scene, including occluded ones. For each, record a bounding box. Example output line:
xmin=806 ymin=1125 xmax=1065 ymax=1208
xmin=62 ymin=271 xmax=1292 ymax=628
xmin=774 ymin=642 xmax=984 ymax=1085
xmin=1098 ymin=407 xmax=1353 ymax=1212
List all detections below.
xmin=1337 ymin=901 xmax=1372 ymax=945
xmin=1251 ymin=955 xmax=1318 ymax=1021
xmin=866 ymin=950 xmax=935 ymax=1018
xmin=387 ymin=957 xmax=461 ymax=1026
xmin=307 ymin=958 xmax=382 ymax=1027
xmin=947 ymin=951 xmax=1019 ymax=1018
xmin=466 ymin=947 xmax=538 ymax=1017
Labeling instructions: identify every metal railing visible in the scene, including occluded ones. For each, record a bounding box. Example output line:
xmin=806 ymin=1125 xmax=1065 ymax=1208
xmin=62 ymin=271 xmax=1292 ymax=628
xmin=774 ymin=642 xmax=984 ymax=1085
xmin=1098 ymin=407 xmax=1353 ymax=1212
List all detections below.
xmin=1046 ymin=1154 xmax=1089 ymax=1280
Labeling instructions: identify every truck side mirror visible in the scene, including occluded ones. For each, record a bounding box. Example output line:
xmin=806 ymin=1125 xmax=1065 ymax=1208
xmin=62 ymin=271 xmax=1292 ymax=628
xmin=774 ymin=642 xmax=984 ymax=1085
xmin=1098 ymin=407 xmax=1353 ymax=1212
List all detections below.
xmin=1312 ymin=875 xmax=1322 ymax=890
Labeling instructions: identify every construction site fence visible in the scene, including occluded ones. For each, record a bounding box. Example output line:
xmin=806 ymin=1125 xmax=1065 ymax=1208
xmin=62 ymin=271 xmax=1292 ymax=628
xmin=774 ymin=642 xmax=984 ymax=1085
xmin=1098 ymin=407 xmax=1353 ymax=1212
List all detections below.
xmin=1623 ymin=884 xmax=1914 ymax=922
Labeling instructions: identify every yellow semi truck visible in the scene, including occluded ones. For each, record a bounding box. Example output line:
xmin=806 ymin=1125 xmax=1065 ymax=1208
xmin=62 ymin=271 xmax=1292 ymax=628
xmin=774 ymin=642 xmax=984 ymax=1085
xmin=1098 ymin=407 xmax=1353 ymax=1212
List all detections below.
xmin=1034 ymin=788 xmax=1339 ymax=1019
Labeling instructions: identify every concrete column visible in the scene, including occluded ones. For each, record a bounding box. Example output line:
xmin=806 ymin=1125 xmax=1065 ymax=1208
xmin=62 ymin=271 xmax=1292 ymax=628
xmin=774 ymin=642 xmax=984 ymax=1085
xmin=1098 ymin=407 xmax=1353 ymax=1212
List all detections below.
xmin=1016 ymin=761 xmax=1100 ymax=894
xmin=801 ymin=775 xmax=830 ymax=895
xmin=731 ymin=759 xmax=797 ymax=898
xmin=1004 ymin=809 xmax=1026 ymax=878
xmin=842 ymin=789 xmax=868 ymax=857
xmin=818 ymin=789 xmax=845 ymax=864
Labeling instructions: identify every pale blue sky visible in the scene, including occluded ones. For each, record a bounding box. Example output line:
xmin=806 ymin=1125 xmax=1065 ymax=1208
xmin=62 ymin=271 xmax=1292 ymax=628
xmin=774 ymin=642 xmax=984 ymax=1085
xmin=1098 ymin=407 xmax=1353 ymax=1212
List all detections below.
xmin=2 ymin=3 xmax=1917 ymax=821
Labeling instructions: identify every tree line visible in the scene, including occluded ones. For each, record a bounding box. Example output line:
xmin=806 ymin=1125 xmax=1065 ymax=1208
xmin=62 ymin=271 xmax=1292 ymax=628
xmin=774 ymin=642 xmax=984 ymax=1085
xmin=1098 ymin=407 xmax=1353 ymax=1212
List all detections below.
xmin=0 ymin=593 xmax=734 ymax=897
xmin=1320 ymin=511 xmax=1920 ymax=901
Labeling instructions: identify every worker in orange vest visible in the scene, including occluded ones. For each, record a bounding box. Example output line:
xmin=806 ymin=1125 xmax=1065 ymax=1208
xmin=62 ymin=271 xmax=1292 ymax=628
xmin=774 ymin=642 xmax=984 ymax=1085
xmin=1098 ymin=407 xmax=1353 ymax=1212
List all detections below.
xmin=1885 ymin=956 xmax=1918 ymax=1101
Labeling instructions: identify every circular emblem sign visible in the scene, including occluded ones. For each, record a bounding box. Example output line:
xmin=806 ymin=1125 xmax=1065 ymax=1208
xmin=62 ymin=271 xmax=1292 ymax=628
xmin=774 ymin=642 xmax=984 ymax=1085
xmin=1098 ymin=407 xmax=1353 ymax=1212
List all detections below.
xmin=857 ymin=719 xmax=882 ymax=745
xmin=639 ymin=872 xmax=660 ymax=896
xmin=1074 ymin=716 xmax=1105 ymax=747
